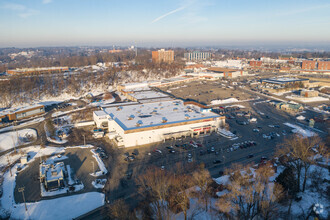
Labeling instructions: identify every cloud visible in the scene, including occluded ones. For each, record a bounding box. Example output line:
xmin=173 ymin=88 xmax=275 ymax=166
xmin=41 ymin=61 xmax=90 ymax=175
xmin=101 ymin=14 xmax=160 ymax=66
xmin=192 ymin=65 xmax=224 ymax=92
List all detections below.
xmin=151 ymin=6 xmax=186 ymax=23
xmin=1 ymin=3 xmax=39 ymax=18
xmin=42 ymin=0 xmax=53 ymax=4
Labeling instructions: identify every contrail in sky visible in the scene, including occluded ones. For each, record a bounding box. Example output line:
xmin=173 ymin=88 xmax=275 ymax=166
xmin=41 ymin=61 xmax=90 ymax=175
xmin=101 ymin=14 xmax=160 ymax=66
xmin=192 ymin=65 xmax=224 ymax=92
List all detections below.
xmin=151 ymin=6 xmax=186 ymax=23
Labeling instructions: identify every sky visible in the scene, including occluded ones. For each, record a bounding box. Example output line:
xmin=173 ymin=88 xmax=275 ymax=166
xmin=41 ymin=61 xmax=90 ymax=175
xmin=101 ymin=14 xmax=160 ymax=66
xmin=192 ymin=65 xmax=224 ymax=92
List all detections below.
xmin=1 ymin=0 xmax=330 ymax=48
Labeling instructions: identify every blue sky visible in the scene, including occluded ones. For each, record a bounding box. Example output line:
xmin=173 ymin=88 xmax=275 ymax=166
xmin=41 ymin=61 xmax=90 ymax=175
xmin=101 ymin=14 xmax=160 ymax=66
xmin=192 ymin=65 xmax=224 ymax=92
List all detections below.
xmin=1 ymin=0 xmax=330 ymax=47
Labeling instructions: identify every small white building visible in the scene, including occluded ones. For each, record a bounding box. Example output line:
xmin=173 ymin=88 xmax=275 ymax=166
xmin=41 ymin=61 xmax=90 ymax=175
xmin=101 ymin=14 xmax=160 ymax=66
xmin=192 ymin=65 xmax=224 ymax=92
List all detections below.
xmin=94 ymin=100 xmax=225 ymax=147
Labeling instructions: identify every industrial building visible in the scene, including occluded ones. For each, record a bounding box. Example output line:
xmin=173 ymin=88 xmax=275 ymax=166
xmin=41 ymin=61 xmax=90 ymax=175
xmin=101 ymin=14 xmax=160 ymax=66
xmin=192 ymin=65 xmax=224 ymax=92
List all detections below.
xmin=93 ymin=100 xmax=225 ymax=147
xmin=207 ymin=67 xmax=247 ymax=78
xmin=184 ymin=51 xmax=211 ymax=61
xmin=261 ymin=77 xmax=309 ymax=86
xmin=40 ymin=162 xmax=65 ymax=191
xmin=152 ymin=49 xmax=174 ymax=63
xmin=0 ymin=104 xmax=45 ymax=121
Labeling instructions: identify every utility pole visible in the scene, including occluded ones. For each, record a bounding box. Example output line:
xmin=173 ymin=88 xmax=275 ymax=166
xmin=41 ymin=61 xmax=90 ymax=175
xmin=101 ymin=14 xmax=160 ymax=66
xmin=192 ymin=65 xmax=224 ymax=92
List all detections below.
xmin=91 ymin=161 xmax=95 ymax=174
xmin=18 ymin=187 xmax=27 ymax=211
xmin=7 ymin=155 xmax=12 ymax=176
xmin=83 ymin=134 xmax=86 ymax=146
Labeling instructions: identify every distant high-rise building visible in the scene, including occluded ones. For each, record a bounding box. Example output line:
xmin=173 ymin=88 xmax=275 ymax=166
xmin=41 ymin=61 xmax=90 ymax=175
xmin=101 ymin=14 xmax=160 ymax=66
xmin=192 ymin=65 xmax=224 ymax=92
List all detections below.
xmin=317 ymin=61 xmax=330 ymax=70
xmin=302 ymin=60 xmax=317 ymax=70
xmin=184 ymin=51 xmax=211 ymax=61
xmin=152 ymin=49 xmax=174 ymax=63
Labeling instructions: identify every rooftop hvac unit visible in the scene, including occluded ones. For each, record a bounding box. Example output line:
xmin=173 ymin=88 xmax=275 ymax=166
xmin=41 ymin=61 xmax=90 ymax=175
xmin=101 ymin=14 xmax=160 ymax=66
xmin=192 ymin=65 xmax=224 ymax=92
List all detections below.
xmin=185 ymin=114 xmax=190 ymax=120
xmin=173 ymin=107 xmax=178 ymax=111
xmin=162 ymin=117 xmax=168 ymax=123
xmin=136 ymin=120 xmax=143 ymax=127
xmin=116 ymin=106 xmax=123 ymax=111
xmin=128 ymin=115 xmax=135 ymax=120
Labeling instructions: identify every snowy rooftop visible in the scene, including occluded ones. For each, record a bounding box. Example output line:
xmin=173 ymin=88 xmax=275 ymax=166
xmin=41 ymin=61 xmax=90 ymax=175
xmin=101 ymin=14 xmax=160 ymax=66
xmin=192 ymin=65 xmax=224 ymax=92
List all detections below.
xmin=129 ymin=90 xmax=169 ymax=100
xmin=262 ymin=77 xmax=308 ymax=84
xmin=103 ymin=100 xmax=219 ymax=130
xmin=0 ymin=104 xmax=44 ymax=116
xmin=40 ymin=162 xmax=65 ymax=182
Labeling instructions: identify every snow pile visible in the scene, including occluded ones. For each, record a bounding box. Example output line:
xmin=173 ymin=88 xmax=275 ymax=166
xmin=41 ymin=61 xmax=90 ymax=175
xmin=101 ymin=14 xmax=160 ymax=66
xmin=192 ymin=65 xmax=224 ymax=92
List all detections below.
xmin=90 ymin=149 xmax=108 ymax=177
xmin=92 ymin=179 xmax=107 ymax=189
xmin=210 ymin=98 xmax=239 ymax=105
xmin=217 ymin=128 xmax=237 ymax=139
xmin=0 ymin=129 xmax=37 ymax=152
xmin=284 ymin=123 xmax=316 ymax=137
xmin=286 ymin=95 xmax=329 ymax=103
xmin=296 ymin=115 xmax=305 ymax=121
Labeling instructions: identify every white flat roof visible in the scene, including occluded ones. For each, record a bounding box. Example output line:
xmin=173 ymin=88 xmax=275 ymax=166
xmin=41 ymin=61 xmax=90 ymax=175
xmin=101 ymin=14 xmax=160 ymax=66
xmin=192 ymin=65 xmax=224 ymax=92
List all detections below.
xmin=104 ymin=100 xmax=219 ymax=131
xmin=130 ymin=90 xmax=169 ymax=100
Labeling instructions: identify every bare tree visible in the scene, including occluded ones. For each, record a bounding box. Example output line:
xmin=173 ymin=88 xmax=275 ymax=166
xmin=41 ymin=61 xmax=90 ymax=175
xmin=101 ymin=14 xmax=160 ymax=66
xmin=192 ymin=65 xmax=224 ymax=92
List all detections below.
xmin=192 ymin=163 xmax=212 ymax=211
xmin=216 ymin=163 xmax=283 ymax=220
xmin=136 ymin=167 xmax=173 ymax=220
xmin=276 ymin=135 xmax=325 ymax=192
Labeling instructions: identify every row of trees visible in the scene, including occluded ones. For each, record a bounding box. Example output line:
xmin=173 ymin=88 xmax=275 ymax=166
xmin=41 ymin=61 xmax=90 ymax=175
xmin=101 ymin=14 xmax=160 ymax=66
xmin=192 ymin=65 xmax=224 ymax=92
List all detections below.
xmin=105 ymin=134 xmax=328 ymax=220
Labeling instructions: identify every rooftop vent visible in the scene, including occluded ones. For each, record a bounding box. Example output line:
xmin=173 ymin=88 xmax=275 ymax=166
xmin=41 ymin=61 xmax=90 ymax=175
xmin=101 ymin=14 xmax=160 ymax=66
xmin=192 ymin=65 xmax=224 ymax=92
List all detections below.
xmin=128 ymin=115 xmax=135 ymax=120
xmin=51 ymin=171 xmax=58 ymax=176
xmin=136 ymin=120 xmax=143 ymax=127
xmin=162 ymin=117 xmax=168 ymax=123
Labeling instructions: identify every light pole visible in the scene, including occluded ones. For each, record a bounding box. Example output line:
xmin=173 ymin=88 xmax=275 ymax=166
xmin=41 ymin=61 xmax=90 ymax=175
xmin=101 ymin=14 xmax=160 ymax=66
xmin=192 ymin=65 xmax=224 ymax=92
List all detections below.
xmin=91 ymin=161 xmax=95 ymax=174
xmin=83 ymin=134 xmax=86 ymax=146
xmin=18 ymin=187 xmax=27 ymax=211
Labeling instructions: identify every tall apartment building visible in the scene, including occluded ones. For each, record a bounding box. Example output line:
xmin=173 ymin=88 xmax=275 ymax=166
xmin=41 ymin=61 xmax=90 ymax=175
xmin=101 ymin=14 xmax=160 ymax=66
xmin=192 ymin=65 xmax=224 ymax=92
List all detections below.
xmin=152 ymin=49 xmax=174 ymax=63
xmin=302 ymin=60 xmax=317 ymax=70
xmin=184 ymin=51 xmax=211 ymax=61
xmin=318 ymin=61 xmax=330 ymax=70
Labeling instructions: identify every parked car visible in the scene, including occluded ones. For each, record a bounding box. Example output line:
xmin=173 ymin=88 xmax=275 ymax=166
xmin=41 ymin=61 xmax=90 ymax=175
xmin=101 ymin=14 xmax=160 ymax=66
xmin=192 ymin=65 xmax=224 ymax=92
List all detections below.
xmin=213 ymin=159 xmax=222 ymax=164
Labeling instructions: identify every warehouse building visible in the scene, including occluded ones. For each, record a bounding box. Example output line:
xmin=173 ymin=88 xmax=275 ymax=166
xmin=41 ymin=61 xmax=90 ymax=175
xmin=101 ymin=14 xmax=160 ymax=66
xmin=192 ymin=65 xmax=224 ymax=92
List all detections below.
xmin=0 ymin=104 xmax=45 ymax=121
xmin=261 ymin=77 xmax=309 ymax=86
xmin=207 ymin=67 xmax=247 ymax=78
xmin=93 ymin=100 xmax=225 ymax=147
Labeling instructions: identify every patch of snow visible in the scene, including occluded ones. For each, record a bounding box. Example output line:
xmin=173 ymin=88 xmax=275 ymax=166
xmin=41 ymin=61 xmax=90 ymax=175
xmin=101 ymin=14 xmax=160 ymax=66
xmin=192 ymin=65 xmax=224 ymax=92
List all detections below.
xmin=286 ymin=95 xmax=329 ymax=103
xmin=92 ymin=179 xmax=107 ymax=189
xmin=90 ymin=149 xmax=108 ymax=177
xmin=0 ymin=129 xmax=37 ymax=152
xmin=210 ymin=98 xmax=239 ymax=105
xmin=284 ymin=123 xmax=316 ymax=137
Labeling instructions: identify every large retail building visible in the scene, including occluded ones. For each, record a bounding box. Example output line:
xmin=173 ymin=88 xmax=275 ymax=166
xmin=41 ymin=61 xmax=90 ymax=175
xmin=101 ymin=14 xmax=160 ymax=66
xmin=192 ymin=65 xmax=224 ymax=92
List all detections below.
xmin=93 ymin=100 xmax=225 ymax=147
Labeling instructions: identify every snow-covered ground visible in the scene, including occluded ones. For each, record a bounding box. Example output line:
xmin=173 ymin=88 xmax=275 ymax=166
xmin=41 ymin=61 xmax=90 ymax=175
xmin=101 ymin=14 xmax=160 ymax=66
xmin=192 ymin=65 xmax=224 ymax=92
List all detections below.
xmin=90 ymin=149 xmax=108 ymax=177
xmin=284 ymin=123 xmax=316 ymax=137
xmin=286 ymin=95 xmax=329 ymax=103
xmin=0 ymin=129 xmax=37 ymax=152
